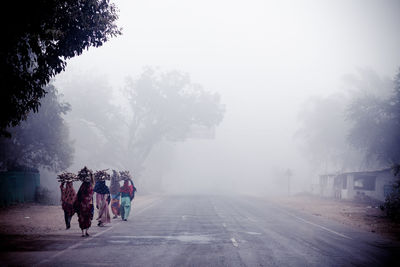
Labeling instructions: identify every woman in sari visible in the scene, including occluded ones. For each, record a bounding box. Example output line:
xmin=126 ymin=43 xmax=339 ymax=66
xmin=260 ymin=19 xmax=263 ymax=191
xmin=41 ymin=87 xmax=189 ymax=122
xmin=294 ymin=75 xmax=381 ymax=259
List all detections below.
xmin=110 ymin=170 xmax=121 ymax=219
xmin=93 ymin=180 xmax=111 ymax=226
xmin=60 ymin=181 xmax=76 ymax=229
xmin=74 ymin=178 xmax=94 ymax=237
xmin=120 ymin=179 xmax=137 ymax=221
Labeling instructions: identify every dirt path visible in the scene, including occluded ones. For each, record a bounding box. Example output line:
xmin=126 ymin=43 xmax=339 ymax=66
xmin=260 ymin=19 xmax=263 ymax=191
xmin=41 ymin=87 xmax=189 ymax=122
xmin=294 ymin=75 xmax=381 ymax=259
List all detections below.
xmin=271 ymin=194 xmax=400 ymax=241
xmin=0 ymin=195 xmax=158 ymax=239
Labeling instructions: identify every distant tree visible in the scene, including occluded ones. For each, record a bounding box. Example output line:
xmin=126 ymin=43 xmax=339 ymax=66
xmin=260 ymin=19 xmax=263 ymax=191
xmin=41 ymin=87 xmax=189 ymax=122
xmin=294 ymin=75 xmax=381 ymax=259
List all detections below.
xmin=347 ymin=68 xmax=400 ymax=165
xmin=0 ymin=84 xmax=74 ymax=172
xmin=296 ymin=94 xmax=362 ymax=173
xmin=56 ymin=74 xmax=126 ymax=170
xmin=369 ymin=70 xmax=400 ymax=221
xmin=296 ymin=69 xmax=394 ymax=173
xmin=125 ymin=68 xmax=225 ymax=175
xmin=54 ymin=68 xmax=224 ymax=179
xmin=0 ymin=0 xmax=121 ymax=136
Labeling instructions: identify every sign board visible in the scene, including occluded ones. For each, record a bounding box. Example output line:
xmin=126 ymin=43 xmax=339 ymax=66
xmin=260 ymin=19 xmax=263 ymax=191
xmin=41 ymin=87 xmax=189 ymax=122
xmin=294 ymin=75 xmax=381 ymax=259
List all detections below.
xmin=188 ymin=125 xmax=215 ymax=140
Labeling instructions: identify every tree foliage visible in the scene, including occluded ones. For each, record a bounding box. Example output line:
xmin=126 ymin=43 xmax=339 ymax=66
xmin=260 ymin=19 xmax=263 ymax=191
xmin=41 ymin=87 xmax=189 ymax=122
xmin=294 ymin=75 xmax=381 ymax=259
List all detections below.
xmin=125 ymin=68 xmax=225 ymax=175
xmin=0 ymin=84 xmax=74 ymax=172
xmin=347 ymin=68 xmax=400 ymax=165
xmin=0 ymin=0 xmax=121 ymax=136
xmin=55 ymin=68 xmax=225 ymax=178
xmin=56 ymin=74 xmax=126 ymax=170
xmin=296 ymin=69 xmax=394 ymax=172
xmin=296 ymin=94 xmax=363 ymax=172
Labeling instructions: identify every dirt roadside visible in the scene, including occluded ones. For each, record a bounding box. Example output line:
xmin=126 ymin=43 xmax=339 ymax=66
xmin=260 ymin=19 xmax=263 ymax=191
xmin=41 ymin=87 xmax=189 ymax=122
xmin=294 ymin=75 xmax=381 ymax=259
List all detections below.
xmin=0 ymin=195 xmax=157 ymax=239
xmin=271 ymin=194 xmax=400 ymax=241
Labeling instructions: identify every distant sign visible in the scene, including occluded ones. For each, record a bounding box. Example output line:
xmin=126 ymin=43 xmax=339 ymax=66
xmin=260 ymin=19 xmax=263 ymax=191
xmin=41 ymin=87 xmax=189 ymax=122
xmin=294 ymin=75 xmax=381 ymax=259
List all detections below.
xmin=188 ymin=125 xmax=215 ymax=139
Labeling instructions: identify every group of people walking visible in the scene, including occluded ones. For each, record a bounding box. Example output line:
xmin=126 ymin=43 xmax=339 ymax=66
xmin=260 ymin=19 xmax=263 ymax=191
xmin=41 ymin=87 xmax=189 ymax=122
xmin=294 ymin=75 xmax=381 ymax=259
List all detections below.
xmin=59 ymin=168 xmax=137 ymax=237
xmin=110 ymin=170 xmax=136 ymax=221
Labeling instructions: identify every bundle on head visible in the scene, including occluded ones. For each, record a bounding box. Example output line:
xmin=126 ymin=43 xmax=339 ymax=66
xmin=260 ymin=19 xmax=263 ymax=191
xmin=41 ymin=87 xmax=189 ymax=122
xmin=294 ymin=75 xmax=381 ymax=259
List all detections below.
xmin=57 ymin=172 xmax=78 ymax=183
xmin=119 ymin=170 xmax=132 ymax=181
xmin=112 ymin=169 xmax=121 ymax=181
xmin=94 ymin=169 xmax=111 ymax=181
xmin=78 ymin=166 xmax=93 ymax=182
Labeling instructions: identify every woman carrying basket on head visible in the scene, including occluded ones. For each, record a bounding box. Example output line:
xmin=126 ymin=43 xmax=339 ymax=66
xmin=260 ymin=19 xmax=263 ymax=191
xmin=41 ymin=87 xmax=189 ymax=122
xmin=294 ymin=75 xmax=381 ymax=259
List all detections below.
xmin=74 ymin=167 xmax=95 ymax=237
xmin=119 ymin=172 xmax=137 ymax=221
xmin=94 ymin=179 xmax=111 ymax=226
xmin=110 ymin=170 xmax=121 ymax=219
xmin=59 ymin=177 xmax=76 ymax=230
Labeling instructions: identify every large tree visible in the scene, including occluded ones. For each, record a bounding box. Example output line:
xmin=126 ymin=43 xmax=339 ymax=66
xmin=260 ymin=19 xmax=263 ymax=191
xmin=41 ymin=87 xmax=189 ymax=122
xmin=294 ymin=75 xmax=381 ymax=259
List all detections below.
xmin=296 ymin=69 xmax=391 ymax=172
xmin=296 ymin=93 xmax=363 ymax=173
xmin=0 ymin=0 xmax=121 ymax=136
xmin=0 ymin=84 xmax=74 ymax=172
xmin=125 ymin=68 xmax=225 ymax=175
xmin=56 ymin=74 xmax=126 ymax=170
xmin=347 ymin=68 xmax=400 ymax=166
xmin=55 ymin=68 xmax=224 ymax=180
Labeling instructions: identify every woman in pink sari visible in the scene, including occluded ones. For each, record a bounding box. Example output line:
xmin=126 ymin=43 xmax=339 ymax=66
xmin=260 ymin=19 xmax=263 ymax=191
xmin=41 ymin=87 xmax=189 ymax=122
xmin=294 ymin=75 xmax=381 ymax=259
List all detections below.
xmin=94 ymin=180 xmax=111 ymax=226
xmin=60 ymin=181 xmax=76 ymax=229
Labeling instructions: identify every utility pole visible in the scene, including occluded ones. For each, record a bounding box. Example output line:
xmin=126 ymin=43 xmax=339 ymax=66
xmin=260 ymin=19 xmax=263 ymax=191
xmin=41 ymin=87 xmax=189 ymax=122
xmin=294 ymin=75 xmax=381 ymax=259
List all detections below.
xmin=285 ymin=169 xmax=293 ymax=196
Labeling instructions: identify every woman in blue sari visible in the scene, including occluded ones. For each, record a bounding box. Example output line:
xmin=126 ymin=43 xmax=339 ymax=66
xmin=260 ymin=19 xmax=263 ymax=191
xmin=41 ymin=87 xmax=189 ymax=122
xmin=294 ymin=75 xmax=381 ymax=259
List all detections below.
xmin=93 ymin=180 xmax=111 ymax=226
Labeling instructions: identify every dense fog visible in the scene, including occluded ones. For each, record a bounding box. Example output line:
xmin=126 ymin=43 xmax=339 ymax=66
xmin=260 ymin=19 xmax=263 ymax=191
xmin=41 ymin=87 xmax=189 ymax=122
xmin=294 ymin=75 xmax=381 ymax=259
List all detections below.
xmin=2 ymin=2 xmax=400 ymax=266
xmin=36 ymin=0 xmax=400 ymax=196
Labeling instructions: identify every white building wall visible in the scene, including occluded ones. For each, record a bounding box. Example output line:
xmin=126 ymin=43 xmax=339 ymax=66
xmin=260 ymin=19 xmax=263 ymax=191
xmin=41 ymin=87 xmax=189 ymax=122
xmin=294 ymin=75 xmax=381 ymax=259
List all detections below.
xmin=345 ymin=171 xmax=395 ymax=202
xmin=341 ymin=174 xmax=353 ymax=200
xmin=320 ymin=176 xmax=335 ymax=198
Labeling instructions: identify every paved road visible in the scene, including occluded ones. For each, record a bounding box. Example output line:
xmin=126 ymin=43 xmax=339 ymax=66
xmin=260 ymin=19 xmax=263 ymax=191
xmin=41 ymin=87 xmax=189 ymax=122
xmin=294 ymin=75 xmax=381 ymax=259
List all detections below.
xmin=1 ymin=195 xmax=399 ymax=266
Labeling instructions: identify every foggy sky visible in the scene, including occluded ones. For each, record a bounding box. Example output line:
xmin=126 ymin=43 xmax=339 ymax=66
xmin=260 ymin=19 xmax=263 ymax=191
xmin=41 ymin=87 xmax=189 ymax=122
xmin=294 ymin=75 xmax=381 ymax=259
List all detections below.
xmin=55 ymin=0 xmax=400 ymax=195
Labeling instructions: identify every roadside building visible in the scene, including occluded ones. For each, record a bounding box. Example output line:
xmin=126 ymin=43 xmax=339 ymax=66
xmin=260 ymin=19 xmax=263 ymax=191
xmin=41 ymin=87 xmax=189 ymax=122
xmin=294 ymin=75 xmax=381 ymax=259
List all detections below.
xmin=319 ymin=173 xmax=338 ymax=198
xmin=319 ymin=168 xmax=396 ymax=202
xmin=0 ymin=167 xmax=40 ymax=206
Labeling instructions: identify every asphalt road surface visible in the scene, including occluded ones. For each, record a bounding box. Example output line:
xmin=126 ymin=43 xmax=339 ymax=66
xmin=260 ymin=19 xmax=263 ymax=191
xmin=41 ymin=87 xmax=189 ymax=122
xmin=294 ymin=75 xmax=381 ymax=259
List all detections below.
xmin=1 ymin=195 xmax=399 ymax=266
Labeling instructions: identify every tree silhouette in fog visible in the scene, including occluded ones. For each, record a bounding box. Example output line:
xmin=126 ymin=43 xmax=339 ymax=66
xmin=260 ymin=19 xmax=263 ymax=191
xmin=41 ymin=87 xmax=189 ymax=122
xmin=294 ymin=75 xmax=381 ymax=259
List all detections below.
xmin=55 ymin=68 xmax=224 ymax=178
xmin=296 ymin=69 xmax=392 ymax=172
xmin=58 ymin=75 xmax=126 ymax=170
xmin=125 ymin=68 xmax=225 ymax=176
xmin=0 ymin=0 xmax=121 ymax=137
xmin=296 ymin=94 xmax=359 ymax=173
xmin=0 ymin=84 xmax=73 ymax=172
xmin=347 ymin=68 xmax=400 ymax=166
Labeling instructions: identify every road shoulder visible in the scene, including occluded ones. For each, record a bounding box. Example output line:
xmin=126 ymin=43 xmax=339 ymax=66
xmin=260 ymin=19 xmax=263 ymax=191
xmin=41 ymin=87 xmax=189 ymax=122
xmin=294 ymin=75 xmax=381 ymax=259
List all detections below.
xmin=267 ymin=194 xmax=400 ymax=241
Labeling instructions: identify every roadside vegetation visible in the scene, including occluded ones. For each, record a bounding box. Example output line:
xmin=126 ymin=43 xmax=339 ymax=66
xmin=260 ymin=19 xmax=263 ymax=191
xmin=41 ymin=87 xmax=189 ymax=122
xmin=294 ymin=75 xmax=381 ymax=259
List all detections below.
xmin=297 ymin=68 xmax=400 ymax=221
